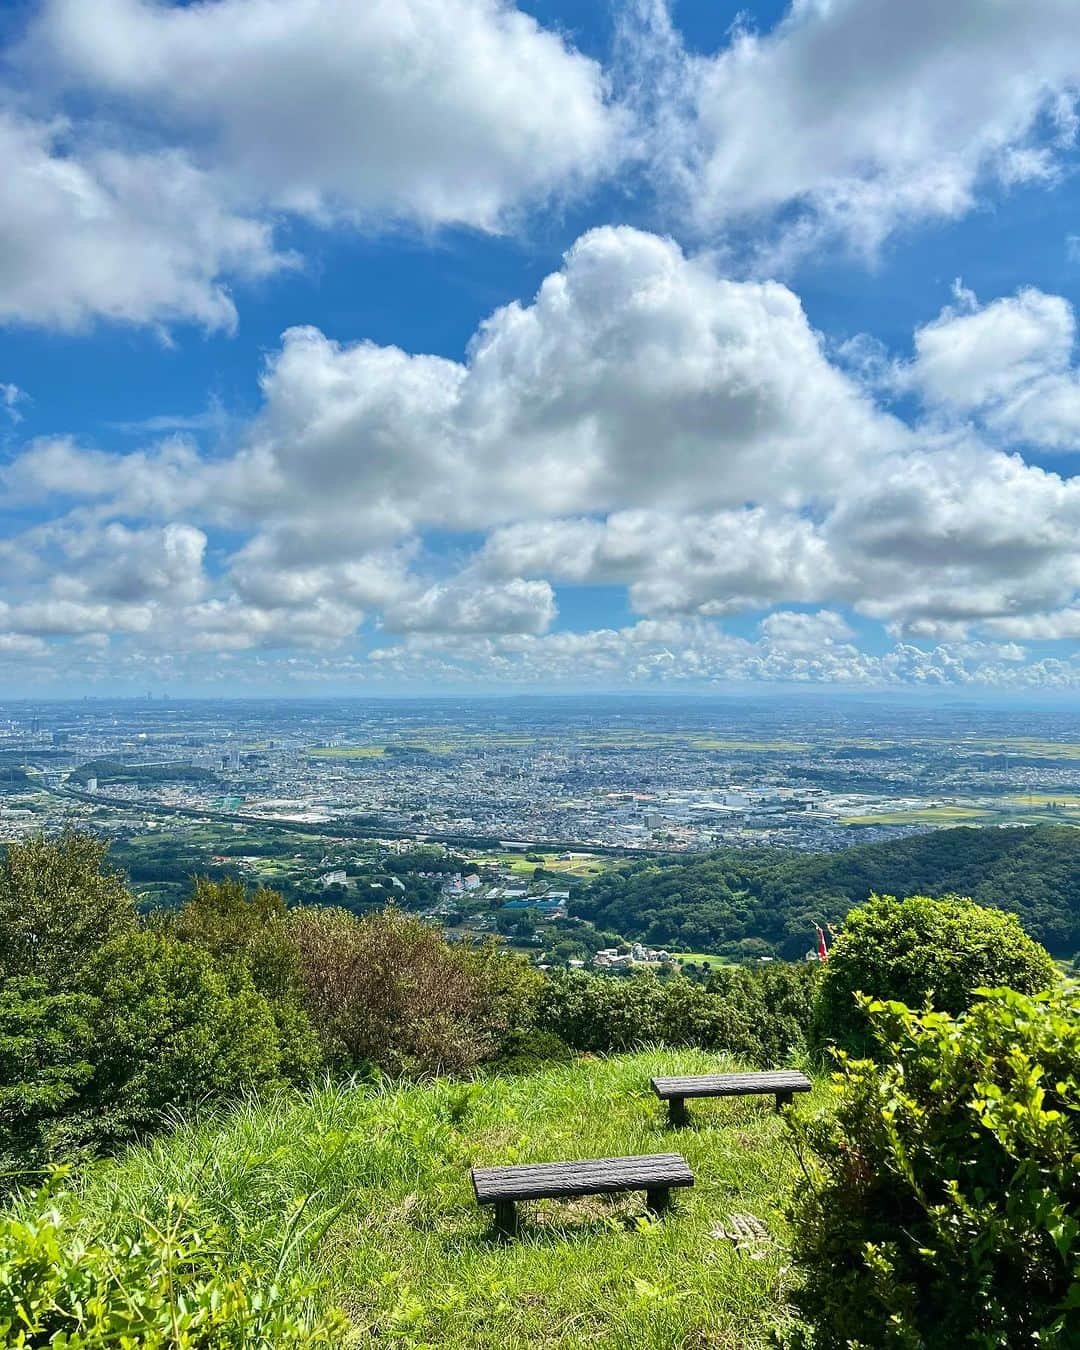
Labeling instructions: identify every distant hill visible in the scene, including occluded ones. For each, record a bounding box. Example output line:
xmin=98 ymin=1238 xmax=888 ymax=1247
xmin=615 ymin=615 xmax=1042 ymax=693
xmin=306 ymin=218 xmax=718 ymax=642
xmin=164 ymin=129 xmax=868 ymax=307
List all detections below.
xmin=573 ymin=826 xmax=1080 ymax=959
xmin=69 ymin=759 xmax=217 ymax=787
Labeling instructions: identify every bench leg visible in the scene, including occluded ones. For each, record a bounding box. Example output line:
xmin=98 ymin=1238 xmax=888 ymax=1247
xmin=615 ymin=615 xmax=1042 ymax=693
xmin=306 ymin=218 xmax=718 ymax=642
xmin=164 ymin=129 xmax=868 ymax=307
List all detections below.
xmin=667 ymin=1096 xmax=688 ymax=1128
xmin=774 ymin=1091 xmax=793 ymax=1113
xmin=645 ymin=1187 xmax=671 ymax=1217
xmin=493 ymin=1199 xmax=518 ymax=1238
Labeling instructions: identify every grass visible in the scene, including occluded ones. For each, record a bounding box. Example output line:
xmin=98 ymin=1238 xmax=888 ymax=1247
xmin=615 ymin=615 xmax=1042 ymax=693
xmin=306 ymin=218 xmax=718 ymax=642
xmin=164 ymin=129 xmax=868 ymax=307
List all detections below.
xmin=65 ymin=1050 xmax=818 ymax=1347
xmin=843 ymin=805 xmax=993 ymax=826
xmin=306 ymin=746 xmax=386 ymax=759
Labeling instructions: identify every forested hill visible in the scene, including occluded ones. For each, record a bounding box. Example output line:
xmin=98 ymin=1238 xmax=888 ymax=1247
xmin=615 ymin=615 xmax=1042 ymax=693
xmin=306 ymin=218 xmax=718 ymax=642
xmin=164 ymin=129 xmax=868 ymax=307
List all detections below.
xmin=572 ymin=826 xmax=1080 ymax=959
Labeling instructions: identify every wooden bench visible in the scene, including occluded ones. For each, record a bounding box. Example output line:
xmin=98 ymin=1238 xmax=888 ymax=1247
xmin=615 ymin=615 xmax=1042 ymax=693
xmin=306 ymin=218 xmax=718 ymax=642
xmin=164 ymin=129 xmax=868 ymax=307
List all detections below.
xmin=651 ymin=1070 xmax=812 ymax=1126
xmin=471 ymin=1153 xmax=694 ymax=1236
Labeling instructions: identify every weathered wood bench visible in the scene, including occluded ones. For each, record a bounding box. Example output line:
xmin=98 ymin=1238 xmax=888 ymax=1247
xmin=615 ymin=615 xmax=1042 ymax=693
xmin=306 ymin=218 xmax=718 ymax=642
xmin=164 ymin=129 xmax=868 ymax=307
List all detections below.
xmin=651 ymin=1069 xmax=812 ymax=1126
xmin=471 ymin=1153 xmax=694 ymax=1236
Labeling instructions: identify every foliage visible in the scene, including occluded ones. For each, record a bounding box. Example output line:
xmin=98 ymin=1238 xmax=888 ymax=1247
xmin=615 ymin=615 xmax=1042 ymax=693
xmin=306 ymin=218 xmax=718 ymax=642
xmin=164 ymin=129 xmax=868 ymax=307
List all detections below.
xmin=287 ymin=906 xmax=541 ymax=1075
xmin=72 ymin=931 xmax=294 ymax=1147
xmin=786 ymin=987 xmax=1080 ymax=1349
xmin=537 ymin=963 xmax=818 ymax=1064
xmin=0 ymin=835 xmax=136 ymax=987
xmin=67 ymin=1053 xmax=816 ymax=1348
xmin=171 ymin=879 xmax=325 ymax=1083
xmin=574 ymin=825 xmax=1080 ymax=957
xmin=811 ymin=893 xmax=1057 ymax=1057
xmin=0 ymin=980 xmax=95 ymax=1171
xmin=0 ymin=1174 xmax=345 ymax=1347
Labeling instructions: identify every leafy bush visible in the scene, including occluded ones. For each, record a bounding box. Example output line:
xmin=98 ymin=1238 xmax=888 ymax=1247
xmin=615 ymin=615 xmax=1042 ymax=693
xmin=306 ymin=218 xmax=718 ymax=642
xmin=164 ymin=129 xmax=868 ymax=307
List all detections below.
xmin=787 ymin=987 xmax=1080 ymax=1349
xmin=72 ymin=931 xmax=297 ymax=1147
xmin=0 ymin=980 xmax=95 ymax=1171
xmin=287 ymin=907 xmax=541 ymax=1075
xmin=538 ymin=964 xmax=818 ymax=1064
xmin=170 ymin=879 xmax=325 ymax=1084
xmin=0 ymin=835 xmax=135 ymax=987
xmin=811 ymin=893 xmax=1057 ymax=1056
xmin=0 ymin=1174 xmax=345 ymax=1346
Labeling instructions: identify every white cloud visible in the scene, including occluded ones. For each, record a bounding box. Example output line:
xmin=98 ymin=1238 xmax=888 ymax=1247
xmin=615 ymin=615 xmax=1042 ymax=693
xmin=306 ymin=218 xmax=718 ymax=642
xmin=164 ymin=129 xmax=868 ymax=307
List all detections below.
xmin=906 ymin=285 xmax=1080 ymax=449
xmin=34 ymin=0 xmax=623 ymax=233
xmin=1 ymin=382 xmax=26 ymax=423
xmin=480 ymin=508 xmax=836 ymax=615
xmin=625 ymin=0 xmax=1080 ymax=259
xmin=2 ymin=224 xmax=1080 ymax=683
xmin=222 ymin=227 xmax=900 ymax=542
xmin=0 ymin=110 xmax=288 ymax=332
xmin=384 ymin=577 xmax=557 ymax=635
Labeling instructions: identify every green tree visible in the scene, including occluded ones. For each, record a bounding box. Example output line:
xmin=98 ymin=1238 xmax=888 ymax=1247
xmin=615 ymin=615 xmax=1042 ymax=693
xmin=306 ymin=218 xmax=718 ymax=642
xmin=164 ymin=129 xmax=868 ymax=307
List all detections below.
xmin=74 ymin=931 xmax=290 ymax=1146
xmin=788 ymin=987 xmax=1080 ymax=1348
xmin=0 ymin=978 xmax=95 ymax=1170
xmin=170 ymin=878 xmax=325 ymax=1083
xmin=0 ymin=834 xmax=135 ymax=988
xmin=811 ymin=893 xmax=1057 ymax=1056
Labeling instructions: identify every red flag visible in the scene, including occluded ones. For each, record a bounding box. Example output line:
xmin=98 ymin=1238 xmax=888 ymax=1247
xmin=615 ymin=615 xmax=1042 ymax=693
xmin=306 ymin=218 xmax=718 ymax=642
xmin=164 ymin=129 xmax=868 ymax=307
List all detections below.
xmin=815 ymin=925 xmax=829 ymax=963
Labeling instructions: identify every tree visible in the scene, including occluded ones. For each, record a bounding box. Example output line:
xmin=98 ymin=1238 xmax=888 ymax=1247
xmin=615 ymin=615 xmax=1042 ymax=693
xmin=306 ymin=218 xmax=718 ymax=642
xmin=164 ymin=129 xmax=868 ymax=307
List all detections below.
xmin=287 ymin=907 xmax=538 ymax=1075
xmin=811 ymin=892 xmax=1057 ymax=1057
xmin=0 ymin=977 xmax=95 ymax=1170
xmin=788 ymin=987 xmax=1080 ymax=1348
xmin=74 ymin=931 xmax=292 ymax=1146
xmin=0 ymin=834 xmax=135 ymax=988
xmin=171 ymin=877 xmax=301 ymax=1001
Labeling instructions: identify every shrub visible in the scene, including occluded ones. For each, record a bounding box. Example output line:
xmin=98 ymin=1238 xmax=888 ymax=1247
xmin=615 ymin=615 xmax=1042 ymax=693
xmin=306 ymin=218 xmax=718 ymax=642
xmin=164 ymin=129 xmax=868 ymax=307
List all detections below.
xmin=171 ymin=878 xmax=301 ymax=1001
xmin=0 ymin=834 xmax=135 ymax=988
xmin=0 ymin=979 xmax=95 ymax=1172
xmin=73 ymin=931 xmax=294 ymax=1147
xmin=287 ymin=907 xmax=540 ymax=1075
xmin=0 ymin=1174 xmax=345 ymax=1346
xmin=538 ymin=965 xmax=818 ymax=1064
xmin=170 ymin=879 xmax=325 ymax=1084
xmin=811 ymin=893 xmax=1057 ymax=1056
xmin=787 ymin=987 xmax=1080 ymax=1349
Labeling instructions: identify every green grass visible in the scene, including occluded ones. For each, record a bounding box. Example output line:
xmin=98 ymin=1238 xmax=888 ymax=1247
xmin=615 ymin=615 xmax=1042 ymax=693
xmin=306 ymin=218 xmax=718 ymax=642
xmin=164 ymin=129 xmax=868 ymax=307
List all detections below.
xmin=66 ymin=1051 xmax=818 ymax=1347
xmin=306 ymin=746 xmax=386 ymax=759
xmin=843 ymin=805 xmax=993 ymax=825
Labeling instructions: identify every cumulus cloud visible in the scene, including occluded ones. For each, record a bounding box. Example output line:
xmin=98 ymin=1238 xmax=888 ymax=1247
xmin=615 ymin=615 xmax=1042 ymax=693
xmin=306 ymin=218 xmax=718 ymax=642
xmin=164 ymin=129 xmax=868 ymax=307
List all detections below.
xmin=905 ymin=285 xmax=1080 ymax=449
xmin=0 ymin=110 xmax=287 ymax=331
xmin=623 ymin=0 xmax=1080 ymax=260
xmin=33 ymin=0 xmax=622 ymax=233
xmin=384 ymin=578 xmax=557 ymax=635
xmin=3 ymin=223 xmax=1080 ymax=684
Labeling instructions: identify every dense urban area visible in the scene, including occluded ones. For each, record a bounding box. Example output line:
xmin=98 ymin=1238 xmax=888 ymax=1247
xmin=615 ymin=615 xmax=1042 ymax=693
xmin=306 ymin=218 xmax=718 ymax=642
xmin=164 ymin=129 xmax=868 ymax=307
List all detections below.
xmin=4 ymin=694 xmax=1080 ymax=968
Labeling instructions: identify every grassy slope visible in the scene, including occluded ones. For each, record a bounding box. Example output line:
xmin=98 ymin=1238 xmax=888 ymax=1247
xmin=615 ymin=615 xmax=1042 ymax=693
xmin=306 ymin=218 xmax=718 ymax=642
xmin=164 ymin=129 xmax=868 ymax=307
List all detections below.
xmin=72 ymin=1050 xmax=821 ymax=1347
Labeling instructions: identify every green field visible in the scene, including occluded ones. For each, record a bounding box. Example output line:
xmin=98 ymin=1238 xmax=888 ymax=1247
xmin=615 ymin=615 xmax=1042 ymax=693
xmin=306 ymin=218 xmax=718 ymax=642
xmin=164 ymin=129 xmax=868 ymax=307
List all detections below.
xmin=843 ymin=805 xmax=994 ymax=826
xmin=469 ymin=850 xmax=617 ymax=877
xmin=305 ymin=746 xmax=386 ymax=759
xmin=68 ymin=1049 xmax=817 ymax=1347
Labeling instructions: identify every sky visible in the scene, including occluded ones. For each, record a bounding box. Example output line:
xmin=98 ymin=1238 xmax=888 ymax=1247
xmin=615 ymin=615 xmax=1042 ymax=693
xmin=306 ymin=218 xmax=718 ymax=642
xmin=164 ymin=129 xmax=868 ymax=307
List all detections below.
xmin=3 ymin=0 xmax=1080 ymax=698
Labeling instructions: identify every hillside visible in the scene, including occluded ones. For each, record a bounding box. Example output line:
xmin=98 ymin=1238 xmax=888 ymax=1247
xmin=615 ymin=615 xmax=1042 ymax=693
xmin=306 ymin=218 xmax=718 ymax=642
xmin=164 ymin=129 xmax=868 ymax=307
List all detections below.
xmin=58 ymin=1050 xmax=815 ymax=1347
xmin=574 ymin=825 xmax=1080 ymax=958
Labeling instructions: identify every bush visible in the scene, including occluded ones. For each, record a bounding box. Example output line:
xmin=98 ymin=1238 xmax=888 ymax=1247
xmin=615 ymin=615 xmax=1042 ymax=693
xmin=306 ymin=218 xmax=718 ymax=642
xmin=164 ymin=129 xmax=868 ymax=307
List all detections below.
xmin=72 ymin=931 xmax=296 ymax=1147
xmin=787 ymin=987 xmax=1080 ymax=1349
xmin=0 ymin=834 xmax=135 ymax=987
xmin=287 ymin=907 xmax=541 ymax=1075
xmin=0 ymin=1174 xmax=345 ymax=1346
xmin=170 ymin=878 xmax=325 ymax=1084
xmin=0 ymin=979 xmax=95 ymax=1172
xmin=538 ymin=965 xmax=818 ymax=1064
xmin=811 ymin=893 xmax=1057 ymax=1056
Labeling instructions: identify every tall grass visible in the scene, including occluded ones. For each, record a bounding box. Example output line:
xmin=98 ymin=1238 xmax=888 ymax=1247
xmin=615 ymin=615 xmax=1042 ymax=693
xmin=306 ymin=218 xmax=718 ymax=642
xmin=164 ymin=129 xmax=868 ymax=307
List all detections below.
xmin=60 ymin=1049 xmax=822 ymax=1347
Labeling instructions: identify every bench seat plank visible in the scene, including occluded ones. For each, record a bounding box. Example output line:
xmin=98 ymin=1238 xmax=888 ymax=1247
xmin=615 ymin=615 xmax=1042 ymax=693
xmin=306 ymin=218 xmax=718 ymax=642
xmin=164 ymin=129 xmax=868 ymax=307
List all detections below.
xmin=651 ymin=1070 xmax=811 ymax=1101
xmin=472 ymin=1153 xmax=693 ymax=1203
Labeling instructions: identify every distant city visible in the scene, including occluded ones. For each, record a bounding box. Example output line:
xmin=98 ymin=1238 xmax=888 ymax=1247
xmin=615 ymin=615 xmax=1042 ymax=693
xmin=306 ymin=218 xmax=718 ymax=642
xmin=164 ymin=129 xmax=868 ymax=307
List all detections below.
xmin=5 ymin=696 xmax=1080 ymax=856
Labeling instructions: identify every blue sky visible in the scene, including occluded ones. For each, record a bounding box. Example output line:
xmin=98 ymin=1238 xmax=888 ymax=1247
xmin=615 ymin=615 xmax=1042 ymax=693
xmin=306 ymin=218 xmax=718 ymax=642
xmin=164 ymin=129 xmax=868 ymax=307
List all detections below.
xmin=3 ymin=0 xmax=1080 ymax=696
